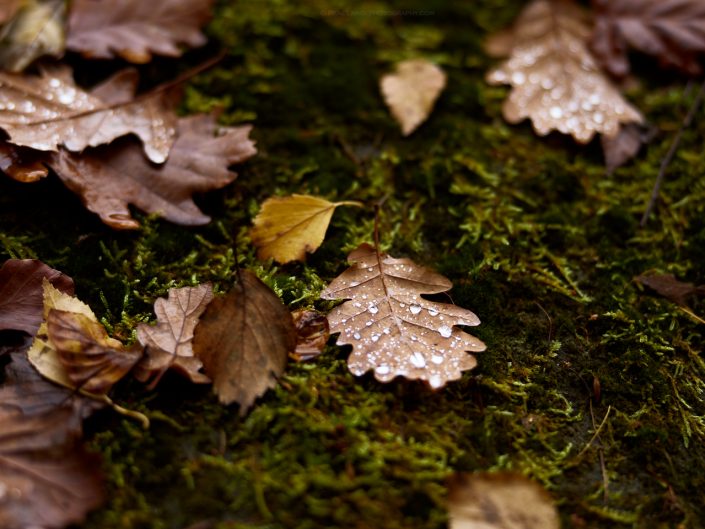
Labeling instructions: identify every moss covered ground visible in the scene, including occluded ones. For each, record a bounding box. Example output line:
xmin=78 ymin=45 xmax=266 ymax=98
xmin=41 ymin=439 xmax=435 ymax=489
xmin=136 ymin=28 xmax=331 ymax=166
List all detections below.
xmin=2 ymin=0 xmax=705 ymax=527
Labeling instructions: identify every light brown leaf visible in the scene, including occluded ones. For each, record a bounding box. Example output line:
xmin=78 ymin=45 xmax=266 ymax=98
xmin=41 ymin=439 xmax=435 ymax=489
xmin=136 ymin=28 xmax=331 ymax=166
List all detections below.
xmin=0 ymin=258 xmax=73 ymax=335
xmin=0 ymin=1 xmax=22 ymax=25
xmin=134 ymin=283 xmax=214 ymax=388
xmin=0 ymin=139 xmax=49 ymax=182
xmin=67 ymin=0 xmax=212 ymax=63
xmin=448 ymin=472 xmax=560 ymax=529
xmin=319 ymin=243 xmax=485 ymax=388
xmin=591 ymin=0 xmax=705 ymax=77
xmin=0 ymin=65 xmax=177 ymax=163
xmin=486 ymin=0 xmax=643 ymax=143
xmin=48 ymin=113 xmax=256 ymax=229
xmin=0 ymin=0 xmax=65 ymax=72
xmin=193 ymin=270 xmax=296 ymax=414
xmin=250 ymin=194 xmax=360 ymax=263
xmin=636 ymin=272 xmax=705 ymax=306
xmin=291 ymin=308 xmax=329 ymax=362
xmin=380 ymin=59 xmax=447 ymax=136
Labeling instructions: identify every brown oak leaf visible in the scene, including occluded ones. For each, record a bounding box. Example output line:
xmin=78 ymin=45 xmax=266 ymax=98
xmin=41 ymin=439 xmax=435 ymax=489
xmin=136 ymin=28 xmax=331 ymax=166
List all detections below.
xmin=134 ymin=284 xmax=214 ymax=388
xmin=591 ymin=0 xmax=705 ymax=77
xmin=67 ymin=0 xmax=212 ymax=63
xmin=319 ymin=243 xmax=485 ymax=388
xmin=0 ymin=65 xmax=177 ymax=163
xmin=48 ymin=114 xmax=256 ymax=229
xmin=487 ymin=0 xmax=643 ymax=143
xmin=193 ymin=270 xmax=296 ymax=415
xmin=0 ymin=258 xmax=73 ymax=335
xmin=448 ymin=472 xmax=559 ymax=529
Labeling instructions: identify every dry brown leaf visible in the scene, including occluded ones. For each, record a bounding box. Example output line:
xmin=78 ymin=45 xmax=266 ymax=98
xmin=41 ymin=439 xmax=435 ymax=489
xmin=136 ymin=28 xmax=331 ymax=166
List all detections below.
xmin=636 ymin=272 xmax=705 ymax=306
xmin=291 ymin=308 xmax=330 ymax=362
xmin=250 ymin=194 xmax=360 ymax=263
xmin=0 ymin=0 xmax=65 ymax=72
xmin=0 ymin=65 xmax=177 ymax=163
xmin=193 ymin=270 xmax=296 ymax=414
xmin=0 ymin=1 xmax=22 ymax=24
xmin=319 ymin=243 xmax=485 ymax=387
xmin=380 ymin=59 xmax=447 ymax=136
xmin=134 ymin=283 xmax=214 ymax=388
xmin=601 ymin=123 xmax=653 ymax=174
xmin=0 ymin=258 xmax=73 ymax=335
xmin=0 ymin=139 xmax=49 ymax=182
xmin=487 ymin=0 xmax=643 ymax=143
xmin=48 ymin=114 xmax=256 ymax=229
xmin=448 ymin=472 xmax=560 ymax=529
xmin=67 ymin=0 xmax=212 ymax=63
xmin=591 ymin=0 xmax=705 ymax=77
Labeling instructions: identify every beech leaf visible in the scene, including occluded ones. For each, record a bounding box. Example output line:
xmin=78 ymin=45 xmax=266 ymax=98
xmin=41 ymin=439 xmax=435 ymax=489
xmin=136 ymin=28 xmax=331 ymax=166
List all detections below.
xmin=291 ymin=308 xmax=330 ymax=362
xmin=448 ymin=472 xmax=560 ymax=529
xmin=193 ymin=270 xmax=296 ymax=414
xmin=0 ymin=65 xmax=177 ymax=163
xmin=134 ymin=283 xmax=214 ymax=388
xmin=319 ymin=243 xmax=485 ymax=388
xmin=250 ymin=194 xmax=361 ymax=263
xmin=48 ymin=114 xmax=256 ymax=229
xmin=487 ymin=0 xmax=643 ymax=143
xmin=0 ymin=258 xmax=74 ymax=335
xmin=591 ymin=0 xmax=705 ymax=77
xmin=380 ymin=59 xmax=447 ymax=136
xmin=67 ymin=0 xmax=213 ymax=63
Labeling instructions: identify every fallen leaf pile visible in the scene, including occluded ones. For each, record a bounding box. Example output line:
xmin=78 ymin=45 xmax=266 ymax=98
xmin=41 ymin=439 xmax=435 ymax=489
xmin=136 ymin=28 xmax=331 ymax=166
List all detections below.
xmin=0 ymin=0 xmax=256 ymax=230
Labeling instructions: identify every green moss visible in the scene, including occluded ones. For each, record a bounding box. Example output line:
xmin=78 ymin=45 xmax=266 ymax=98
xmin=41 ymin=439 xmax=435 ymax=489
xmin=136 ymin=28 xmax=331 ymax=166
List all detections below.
xmin=2 ymin=0 xmax=705 ymax=527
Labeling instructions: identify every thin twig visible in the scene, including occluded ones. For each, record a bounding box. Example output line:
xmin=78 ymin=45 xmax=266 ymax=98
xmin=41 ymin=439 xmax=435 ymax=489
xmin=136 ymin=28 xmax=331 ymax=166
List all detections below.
xmin=641 ymin=78 xmax=705 ymax=227
xmin=574 ymin=404 xmax=611 ymax=461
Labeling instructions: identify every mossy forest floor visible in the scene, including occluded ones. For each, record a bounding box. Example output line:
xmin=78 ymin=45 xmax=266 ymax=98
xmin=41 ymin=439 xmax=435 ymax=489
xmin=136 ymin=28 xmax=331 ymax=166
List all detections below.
xmin=2 ymin=1 xmax=705 ymax=528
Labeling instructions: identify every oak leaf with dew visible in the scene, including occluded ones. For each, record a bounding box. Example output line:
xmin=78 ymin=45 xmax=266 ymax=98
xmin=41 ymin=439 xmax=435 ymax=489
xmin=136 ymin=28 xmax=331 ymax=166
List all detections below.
xmin=193 ymin=270 xmax=296 ymax=414
xmin=48 ymin=114 xmax=256 ymax=229
xmin=0 ymin=0 xmax=65 ymax=72
xmin=0 ymin=65 xmax=177 ymax=163
xmin=448 ymin=472 xmax=559 ymax=529
xmin=134 ymin=283 xmax=213 ymax=388
xmin=487 ymin=0 xmax=643 ymax=143
xmin=250 ymin=194 xmax=361 ymax=263
xmin=0 ymin=139 xmax=49 ymax=182
xmin=380 ymin=59 xmax=447 ymax=136
xmin=0 ymin=258 xmax=73 ymax=335
xmin=67 ymin=0 xmax=212 ymax=63
xmin=320 ymin=243 xmax=485 ymax=388
xmin=591 ymin=0 xmax=705 ymax=78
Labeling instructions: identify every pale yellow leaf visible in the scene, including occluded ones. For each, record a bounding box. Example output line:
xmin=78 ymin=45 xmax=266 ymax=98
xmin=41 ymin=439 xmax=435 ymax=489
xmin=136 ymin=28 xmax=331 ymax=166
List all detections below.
xmin=486 ymin=0 xmax=643 ymax=143
xmin=250 ymin=194 xmax=361 ymax=264
xmin=380 ymin=59 xmax=447 ymax=136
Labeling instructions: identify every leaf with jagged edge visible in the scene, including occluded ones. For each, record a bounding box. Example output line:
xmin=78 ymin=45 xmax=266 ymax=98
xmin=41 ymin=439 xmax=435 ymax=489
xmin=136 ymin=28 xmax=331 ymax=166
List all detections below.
xmin=486 ymin=0 xmax=643 ymax=143
xmin=320 ymin=243 xmax=485 ymax=388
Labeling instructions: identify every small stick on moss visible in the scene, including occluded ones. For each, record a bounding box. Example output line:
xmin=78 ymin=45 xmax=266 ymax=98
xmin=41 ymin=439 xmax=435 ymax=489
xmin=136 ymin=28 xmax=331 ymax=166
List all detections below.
xmin=573 ymin=405 xmax=611 ymax=461
xmin=641 ymin=79 xmax=705 ymax=227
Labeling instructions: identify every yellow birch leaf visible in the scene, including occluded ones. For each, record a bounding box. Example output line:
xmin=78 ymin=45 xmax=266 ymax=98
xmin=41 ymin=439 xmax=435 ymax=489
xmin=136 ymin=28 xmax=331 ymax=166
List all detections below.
xmin=250 ymin=194 xmax=361 ymax=264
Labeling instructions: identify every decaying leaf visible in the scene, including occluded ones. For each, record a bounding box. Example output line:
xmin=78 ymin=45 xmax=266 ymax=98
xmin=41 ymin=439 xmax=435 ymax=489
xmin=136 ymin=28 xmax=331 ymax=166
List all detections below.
xmin=0 ymin=1 xmax=22 ymax=25
xmin=250 ymin=194 xmax=360 ymax=263
xmin=591 ymin=0 xmax=705 ymax=77
xmin=0 ymin=139 xmax=49 ymax=181
xmin=380 ymin=59 xmax=447 ymax=136
xmin=291 ymin=308 xmax=330 ymax=362
xmin=193 ymin=270 xmax=296 ymax=414
xmin=134 ymin=283 xmax=214 ymax=388
xmin=320 ymin=243 xmax=485 ymax=387
xmin=601 ymin=123 xmax=653 ymax=174
xmin=487 ymin=0 xmax=643 ymax=143
xmin=0 ymin=258 xmax=73 ymax=335
xmin=0 ymin=65 xmax=177 ymax=163
xmin=67 ymin=0 xmax=212 ymax=63
xmin=0 ymin=0 xmax=65 ymax=72
xmin=447 ymin=472 xmax=560 ymax=529
xmin=28 ymin=280 xmax=141 ymax=395
xmin=48 ymin=114 xmax=256 ymax=229
xmin=636 ymin=272 xmax=705 ymax=306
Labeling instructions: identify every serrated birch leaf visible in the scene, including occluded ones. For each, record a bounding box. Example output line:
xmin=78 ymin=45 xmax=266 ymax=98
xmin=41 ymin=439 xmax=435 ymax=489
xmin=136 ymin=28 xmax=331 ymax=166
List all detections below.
xmin=380 ymin=59 xmax=446 ymax=136
xmin=192 ymin=270 xmax=296 ymax=415
xmin=134 ymin=283 xmax=213 ymax=388
xmin=486 ymin=0 xmax=643 ymax=143
xmin=0 ymin=65 xmax=177 ymax=163
xmin=448 ymin=472 xmax=559 ymax=529
xmin=250 ymin=194 xmax=361 ymax=263
xmin=320 ymin=243 xmax=485 ymax=388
